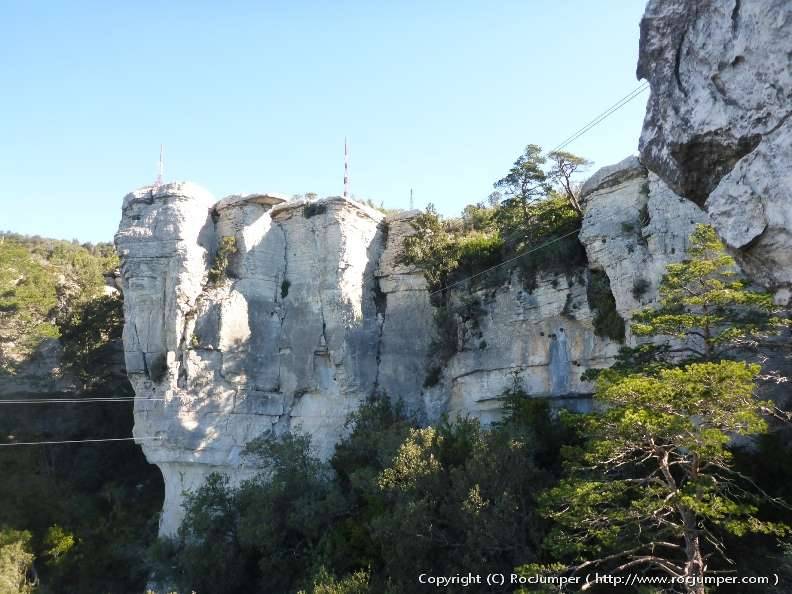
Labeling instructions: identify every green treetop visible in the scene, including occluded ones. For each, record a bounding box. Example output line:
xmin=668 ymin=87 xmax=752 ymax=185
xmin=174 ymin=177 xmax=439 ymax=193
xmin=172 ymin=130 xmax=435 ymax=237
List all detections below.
xmin=631 ymin=224 xmax=786 ymax=362
xmin=539 ymin=361 xmax=788 ymax=593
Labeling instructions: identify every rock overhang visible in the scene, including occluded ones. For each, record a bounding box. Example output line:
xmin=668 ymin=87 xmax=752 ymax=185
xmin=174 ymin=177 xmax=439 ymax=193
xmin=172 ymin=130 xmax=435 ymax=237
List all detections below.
xmin=214 ymin=192 xmax=291 ymax=212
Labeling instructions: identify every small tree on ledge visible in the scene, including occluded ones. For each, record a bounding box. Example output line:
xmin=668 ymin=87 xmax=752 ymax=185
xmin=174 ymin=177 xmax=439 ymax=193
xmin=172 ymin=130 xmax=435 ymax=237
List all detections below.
xmin=631 ymin=224 xmax=787 ymax=363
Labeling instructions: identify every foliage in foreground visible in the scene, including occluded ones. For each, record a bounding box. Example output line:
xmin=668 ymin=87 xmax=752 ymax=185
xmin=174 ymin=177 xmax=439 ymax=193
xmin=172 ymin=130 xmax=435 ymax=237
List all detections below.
xmin=0 ymin=529 xmax=35 ymax=594
xmin=151 ymin=393 xmax=571 ymax=594
xmin=540 ymin=362 xmax=786 ymax=589
xmin=535 ymin=225 xmax=792 ymax=593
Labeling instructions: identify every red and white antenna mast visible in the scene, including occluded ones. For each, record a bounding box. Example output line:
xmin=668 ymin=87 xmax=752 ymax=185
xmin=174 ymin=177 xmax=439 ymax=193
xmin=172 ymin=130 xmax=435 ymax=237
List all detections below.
xmin=343 ymin=137 xmax=350 ymax=199
xmin=154 ymin=144 xmax=164 ymax=188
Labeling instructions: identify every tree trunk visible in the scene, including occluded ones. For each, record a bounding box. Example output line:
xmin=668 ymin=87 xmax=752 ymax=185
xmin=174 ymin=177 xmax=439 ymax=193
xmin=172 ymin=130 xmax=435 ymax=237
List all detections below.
xmin=682 ymin=508 xmax=706 ymax=594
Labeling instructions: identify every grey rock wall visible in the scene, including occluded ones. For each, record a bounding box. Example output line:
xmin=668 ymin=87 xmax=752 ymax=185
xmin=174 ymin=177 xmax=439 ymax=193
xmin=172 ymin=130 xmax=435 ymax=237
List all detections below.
xmin=580 ymin=156 xmax=708 ymax=326
xmin=115 ymin=163 xmax=702 ymax=534
xmin=637 ymin=0 xmax=792 ymax=301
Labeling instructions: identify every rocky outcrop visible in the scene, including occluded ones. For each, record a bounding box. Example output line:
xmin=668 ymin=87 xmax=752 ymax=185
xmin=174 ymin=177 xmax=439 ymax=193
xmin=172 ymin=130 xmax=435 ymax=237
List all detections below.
xmin=117 ymin=163 xmax=705 ymax=535
xmin=116 ymin=184 xmax=393 ymax=534
xmin=580 ymin=156 xmax=708 ymax=325
xmin=111 ymin=0 xmax=792 ymax=538
xmin=637 ymin=0 xmax=792 ymax=300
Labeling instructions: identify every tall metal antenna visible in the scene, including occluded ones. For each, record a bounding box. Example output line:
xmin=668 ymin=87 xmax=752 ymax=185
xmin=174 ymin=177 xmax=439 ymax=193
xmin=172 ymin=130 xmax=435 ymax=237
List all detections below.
xmin=154 ymin=144 xmax=164 ymax=188
xmin=409 ymin=188 xmax=414 ymax=210
xmin=343 ymin=137 xmax=350 ymax=199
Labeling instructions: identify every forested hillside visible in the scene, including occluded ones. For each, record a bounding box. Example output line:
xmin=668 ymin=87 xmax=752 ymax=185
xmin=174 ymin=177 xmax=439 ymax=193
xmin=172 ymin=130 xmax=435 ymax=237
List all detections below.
xmin=0 ymin=234 xmax=163 ymax=594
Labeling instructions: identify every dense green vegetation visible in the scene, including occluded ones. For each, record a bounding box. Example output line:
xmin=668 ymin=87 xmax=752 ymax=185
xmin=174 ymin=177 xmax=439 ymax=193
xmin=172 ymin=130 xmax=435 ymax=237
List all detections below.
xmin=150 ymin=390 xmax=572 ymax=594
xmin=400 ymin=144 xmax=589 ymax=295
xmin=0 ymin=234 xmax=163 ymax=594
xmin=151 ymin=225 xmax=791 ymax=594
xmin=0 ymin=234 xmax=118 ymax=373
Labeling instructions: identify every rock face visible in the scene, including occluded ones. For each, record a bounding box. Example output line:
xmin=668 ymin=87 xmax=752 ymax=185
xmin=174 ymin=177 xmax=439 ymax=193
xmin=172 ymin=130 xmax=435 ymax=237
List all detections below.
xmin=116 ymin=184 xmax=391 ymax=534
xmin=637 ymin=0 xmax=792 ymax=299
xmin=116 ymin=165 xmax=705 ymax=534
xmin=580 ymin=156 xmax=708 ymax=325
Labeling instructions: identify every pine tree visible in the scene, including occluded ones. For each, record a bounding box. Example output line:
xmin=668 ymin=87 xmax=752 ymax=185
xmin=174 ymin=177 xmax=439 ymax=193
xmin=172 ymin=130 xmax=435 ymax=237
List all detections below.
xmin=533 ymin=225 xmax=792 ymax=593
xmin=539 ymin=361 xmax=788 ymax=593
xmin=631 ymin=224 xmax=786 ymax=362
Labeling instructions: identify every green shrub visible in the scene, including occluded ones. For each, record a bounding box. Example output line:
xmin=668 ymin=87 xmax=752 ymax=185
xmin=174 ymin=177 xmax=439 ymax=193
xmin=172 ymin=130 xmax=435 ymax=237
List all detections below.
xmin=208 ymin=236 xmax=237 ymax=285
xmin=586 ymin=270 xmax=625 ymax=342
xmin=300 ymin=567 xmax=371 ymax=594
xmin=170 ymin=473 xmax=248 ymax=594
xmin=0 ymin=528 xmax=35 ymax=594
xmin=57 ymin=293 xmax=124 ymax=387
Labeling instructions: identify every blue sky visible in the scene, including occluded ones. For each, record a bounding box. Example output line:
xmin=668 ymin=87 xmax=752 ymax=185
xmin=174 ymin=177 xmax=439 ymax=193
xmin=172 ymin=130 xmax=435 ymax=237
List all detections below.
xmin=0 ymin=1 xmax=649 ymax=243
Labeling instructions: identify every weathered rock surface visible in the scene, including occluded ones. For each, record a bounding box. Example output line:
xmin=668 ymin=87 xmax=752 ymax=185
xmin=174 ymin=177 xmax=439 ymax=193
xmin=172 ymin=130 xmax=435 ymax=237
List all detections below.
xmin=637 ymin=0 xmax=792 ymax=299
xmin=117 ymin=163 xmax=702 ymax=534
xmin=116 ymin=184 xmax=392 ymax=534
xmin=437 ymin=271 xmax=618 ymax=424
xmin=115 ymin=187 xmax=590 ymax=534
xmin=108 ymin=0 xmax=792 ymax=538
xmin=580 ymin=156 xmax=708 ymax=325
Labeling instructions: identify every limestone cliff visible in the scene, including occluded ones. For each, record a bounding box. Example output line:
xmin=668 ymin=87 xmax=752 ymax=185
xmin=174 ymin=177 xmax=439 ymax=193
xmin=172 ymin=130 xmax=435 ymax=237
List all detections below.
xmin=637 ymin=0 xmax=792 ymax=301
xmin=116 ymin=165 xmax=705 ymax=534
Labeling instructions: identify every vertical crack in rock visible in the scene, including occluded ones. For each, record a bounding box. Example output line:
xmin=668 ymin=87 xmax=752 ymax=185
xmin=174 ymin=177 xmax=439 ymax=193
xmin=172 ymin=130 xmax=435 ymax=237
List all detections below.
xmin=674 ymin=29 xmax=689 ymax=97
xmin=309 ymin=218 xmax=329 ymax=354
xmin=370 ymin=230 xmax=388 ymax=394
xmin=276 ymin=221 xmax=289 ymax=396
xmin=730 ymin=0 xmax=741 ymax=35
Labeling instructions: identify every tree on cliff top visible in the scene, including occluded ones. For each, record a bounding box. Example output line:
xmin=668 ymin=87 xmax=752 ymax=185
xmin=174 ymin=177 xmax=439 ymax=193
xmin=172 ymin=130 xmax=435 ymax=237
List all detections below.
xmin=546 ymin=150 xmax=592 ymax=216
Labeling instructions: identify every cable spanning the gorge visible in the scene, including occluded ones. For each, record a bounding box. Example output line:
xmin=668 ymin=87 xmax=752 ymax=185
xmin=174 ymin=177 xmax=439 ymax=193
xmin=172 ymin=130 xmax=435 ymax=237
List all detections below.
xmin=427 ymin=82 xmax=649 ymax=297
xmin=0 ymin=437 xmax=164 ymax=447
xmin=550 ymin=82 xmax=649 ymax=153
xmin=0 ymin=396 xmax=165 ymax=404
